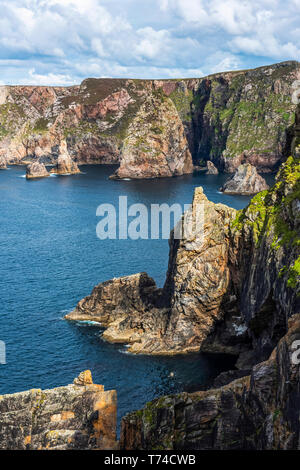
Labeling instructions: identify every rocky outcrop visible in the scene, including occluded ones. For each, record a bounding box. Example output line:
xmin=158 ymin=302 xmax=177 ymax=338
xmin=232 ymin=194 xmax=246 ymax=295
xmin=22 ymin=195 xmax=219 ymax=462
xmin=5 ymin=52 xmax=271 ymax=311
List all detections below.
xmin=0 ymin=155 xmax=7 ymax=169
xmin=220 ymin=163 xmax=269 ymax=195
xmin=26 ymin=161 xmax=50 ymax=179
xmin=0 ymin=371 xmax=117 ymax=450
xmin=111 ymin=90 xmax=193 ymax=179
xmin=66 ymin=188 xmax=238 ymax=354
xmin=206 ymin=160 xmax=218 ymax=174
xmin=50 ymin=140 xmax=80 ymax=175
xmin=120 ymin=314 xmax=300 ymax=450
xmin=0 ymin=61 xmax=298 ymax=176
xmin=65 ymin=272 xmax=168 ymax=353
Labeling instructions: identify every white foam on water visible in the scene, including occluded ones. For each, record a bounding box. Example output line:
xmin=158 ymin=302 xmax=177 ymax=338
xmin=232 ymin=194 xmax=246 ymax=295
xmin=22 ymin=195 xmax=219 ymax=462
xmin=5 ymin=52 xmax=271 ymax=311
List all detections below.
xmin=76 ymin=320 xmax=102 ymax=326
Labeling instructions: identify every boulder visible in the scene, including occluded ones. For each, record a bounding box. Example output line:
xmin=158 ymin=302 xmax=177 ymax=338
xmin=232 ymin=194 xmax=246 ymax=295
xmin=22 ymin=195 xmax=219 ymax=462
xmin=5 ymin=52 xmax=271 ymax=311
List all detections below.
xmin=220 ymin=163 xmax=269 ymax=195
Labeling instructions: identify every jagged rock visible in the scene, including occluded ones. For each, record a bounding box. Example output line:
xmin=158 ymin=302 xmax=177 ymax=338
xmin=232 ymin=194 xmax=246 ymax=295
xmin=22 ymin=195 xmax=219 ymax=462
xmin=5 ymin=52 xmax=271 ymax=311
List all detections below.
xmin=206 ymin=160 xmax=218 ymax=174
xmin=51 ymin=141 xmax=80 ymax=175
xmin=26 ymin=161 xmax=50 ymax=179
xmin=66 ymin=188 xmax=237 ymax=354
xmin=220 ymin=163 xmax=269 ymax=195
xmin=0 ymin=155 xmax=7 ymax=169
xmin=67 ymin=152 xmax=299 ymax=363
xmin=65 ymin=273 xmax=168 ymax=352
xmin=111 ymin=91 xmax=193 ymax=179
xmin=120 ymin=314 xmax=300 ymax=450
xmin=0 ymin=371 xmax=117 ymax=450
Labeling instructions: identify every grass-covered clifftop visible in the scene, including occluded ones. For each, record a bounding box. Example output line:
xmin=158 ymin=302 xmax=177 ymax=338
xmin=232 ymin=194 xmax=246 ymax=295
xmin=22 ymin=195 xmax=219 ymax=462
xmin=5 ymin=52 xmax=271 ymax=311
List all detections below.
xmin=0 ymin=61 xmax=298 ymax=175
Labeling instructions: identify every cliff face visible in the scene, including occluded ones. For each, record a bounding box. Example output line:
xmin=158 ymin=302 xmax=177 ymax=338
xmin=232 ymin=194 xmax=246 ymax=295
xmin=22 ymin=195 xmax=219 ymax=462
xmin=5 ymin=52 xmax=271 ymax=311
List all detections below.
xmin=120 ymin=314 xmax=300 ymax=450
xmin=0 ymin=61 xmax=298 ymax=176
xmin=0 ymin=371 xmax=117 ymax=450
xmin=112 ymin=89 xmax=193 ymax=179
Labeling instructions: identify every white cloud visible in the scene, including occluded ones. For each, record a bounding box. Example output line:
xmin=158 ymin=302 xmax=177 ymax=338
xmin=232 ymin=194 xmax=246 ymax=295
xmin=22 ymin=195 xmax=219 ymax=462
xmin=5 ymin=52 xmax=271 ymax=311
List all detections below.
xmin=0 ymin=0 xmax=298 ymax=85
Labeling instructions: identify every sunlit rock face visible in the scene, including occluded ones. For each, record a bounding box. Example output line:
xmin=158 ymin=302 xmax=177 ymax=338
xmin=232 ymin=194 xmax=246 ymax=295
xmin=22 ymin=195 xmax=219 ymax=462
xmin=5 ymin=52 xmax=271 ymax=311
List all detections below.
xmin=0 ymin=371 xmax=117 ymax=450
xmin=220 ymin=163 xmax=269 ymax=195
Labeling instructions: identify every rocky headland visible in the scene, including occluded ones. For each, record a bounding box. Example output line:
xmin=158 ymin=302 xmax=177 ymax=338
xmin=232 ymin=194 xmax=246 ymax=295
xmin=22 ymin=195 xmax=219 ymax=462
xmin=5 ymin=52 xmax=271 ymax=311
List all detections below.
xmin=0 ymin=371 xmax=117 ymax=450
xmin=220 ymin=163 xmax=269 ymax=195
xmin=0 ymin=61 xmax=298 ymax=178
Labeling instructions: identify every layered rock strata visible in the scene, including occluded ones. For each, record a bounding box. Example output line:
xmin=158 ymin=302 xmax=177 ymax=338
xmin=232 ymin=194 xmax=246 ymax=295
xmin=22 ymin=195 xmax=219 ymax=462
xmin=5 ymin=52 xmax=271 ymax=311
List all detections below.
xmin=220 ymin=163 xmax=269 ymax=195
xmin=111 ymin=90 xmax=193 ymax=179
xmin=0 ymin=371 xmax=117 ymax=450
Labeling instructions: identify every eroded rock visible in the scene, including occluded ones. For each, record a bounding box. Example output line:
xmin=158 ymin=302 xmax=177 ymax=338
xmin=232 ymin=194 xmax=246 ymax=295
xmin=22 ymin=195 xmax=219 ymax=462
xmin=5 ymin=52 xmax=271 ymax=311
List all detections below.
xmin=0 ymin=370 xmax=117 ymax=450
xmin=111 ymin=91 xmax=193 ymax=179
xmin=220 ymin=163 xmax=269 ymax=195
xmin=51 ymin=140 xmax=80 ymax=175
xmin=206 ymin=160 xmax=219 ymax=174
xmin=26 ymin=161 xmax=50 ymax=179
xmin=120 ymin=314 xmax=300 ymax=450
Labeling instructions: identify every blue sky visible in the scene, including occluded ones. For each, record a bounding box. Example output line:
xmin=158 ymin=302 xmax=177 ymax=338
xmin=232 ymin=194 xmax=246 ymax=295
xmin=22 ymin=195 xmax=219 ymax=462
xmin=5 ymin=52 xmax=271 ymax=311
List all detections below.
xmin=0 ymin=0 xmax=299 ymax=85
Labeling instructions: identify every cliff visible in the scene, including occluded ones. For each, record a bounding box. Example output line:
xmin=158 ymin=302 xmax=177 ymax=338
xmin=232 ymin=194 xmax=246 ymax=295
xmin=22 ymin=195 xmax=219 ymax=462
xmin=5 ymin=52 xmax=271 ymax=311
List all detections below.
xmin=0 ymin=61 xmax=299 ymax=177
xmin=0 ymin=371 xmax=117 ymax=450
xmin=120 ymin=314 xmax=300 ymax=450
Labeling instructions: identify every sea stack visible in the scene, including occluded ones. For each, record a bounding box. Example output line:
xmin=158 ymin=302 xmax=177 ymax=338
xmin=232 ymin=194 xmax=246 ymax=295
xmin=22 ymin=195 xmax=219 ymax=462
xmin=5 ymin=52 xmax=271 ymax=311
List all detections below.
xmin=51 ymin=140 xmax=81 ymax=175
xmin=26 ymin=161 xmax=50 ymax=179
xmin=206 ymin=161 xmax=219 ymax=174
xmin=220 ymin=163 xmax=269 ymax=195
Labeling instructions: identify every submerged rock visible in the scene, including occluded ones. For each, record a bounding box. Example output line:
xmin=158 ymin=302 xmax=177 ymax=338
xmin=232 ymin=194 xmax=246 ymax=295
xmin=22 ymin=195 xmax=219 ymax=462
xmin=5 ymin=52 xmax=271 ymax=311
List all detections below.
xmin=26 ymin=161 xmax=50 ymax=179
xmin=206 ymin=160 xmax=219 ymax=174
xmin=0 ymin=370 xmax=117 ymax=450
xmin=51 ymin=141 xmax=80 ymax=175
xmin=220 ymin=163 xmax=269 ymax=195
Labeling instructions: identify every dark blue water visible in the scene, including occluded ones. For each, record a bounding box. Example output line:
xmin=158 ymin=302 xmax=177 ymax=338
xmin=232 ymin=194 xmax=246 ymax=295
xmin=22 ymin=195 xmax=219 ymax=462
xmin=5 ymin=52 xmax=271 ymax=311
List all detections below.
xmin=0 ymin=165 xmax=274 ymax=428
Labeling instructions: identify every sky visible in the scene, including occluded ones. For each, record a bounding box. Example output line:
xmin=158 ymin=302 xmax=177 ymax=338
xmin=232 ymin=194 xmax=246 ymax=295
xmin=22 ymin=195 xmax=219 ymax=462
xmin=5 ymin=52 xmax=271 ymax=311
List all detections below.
xmin=0 ymin=0 xmax=299 ymax=85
